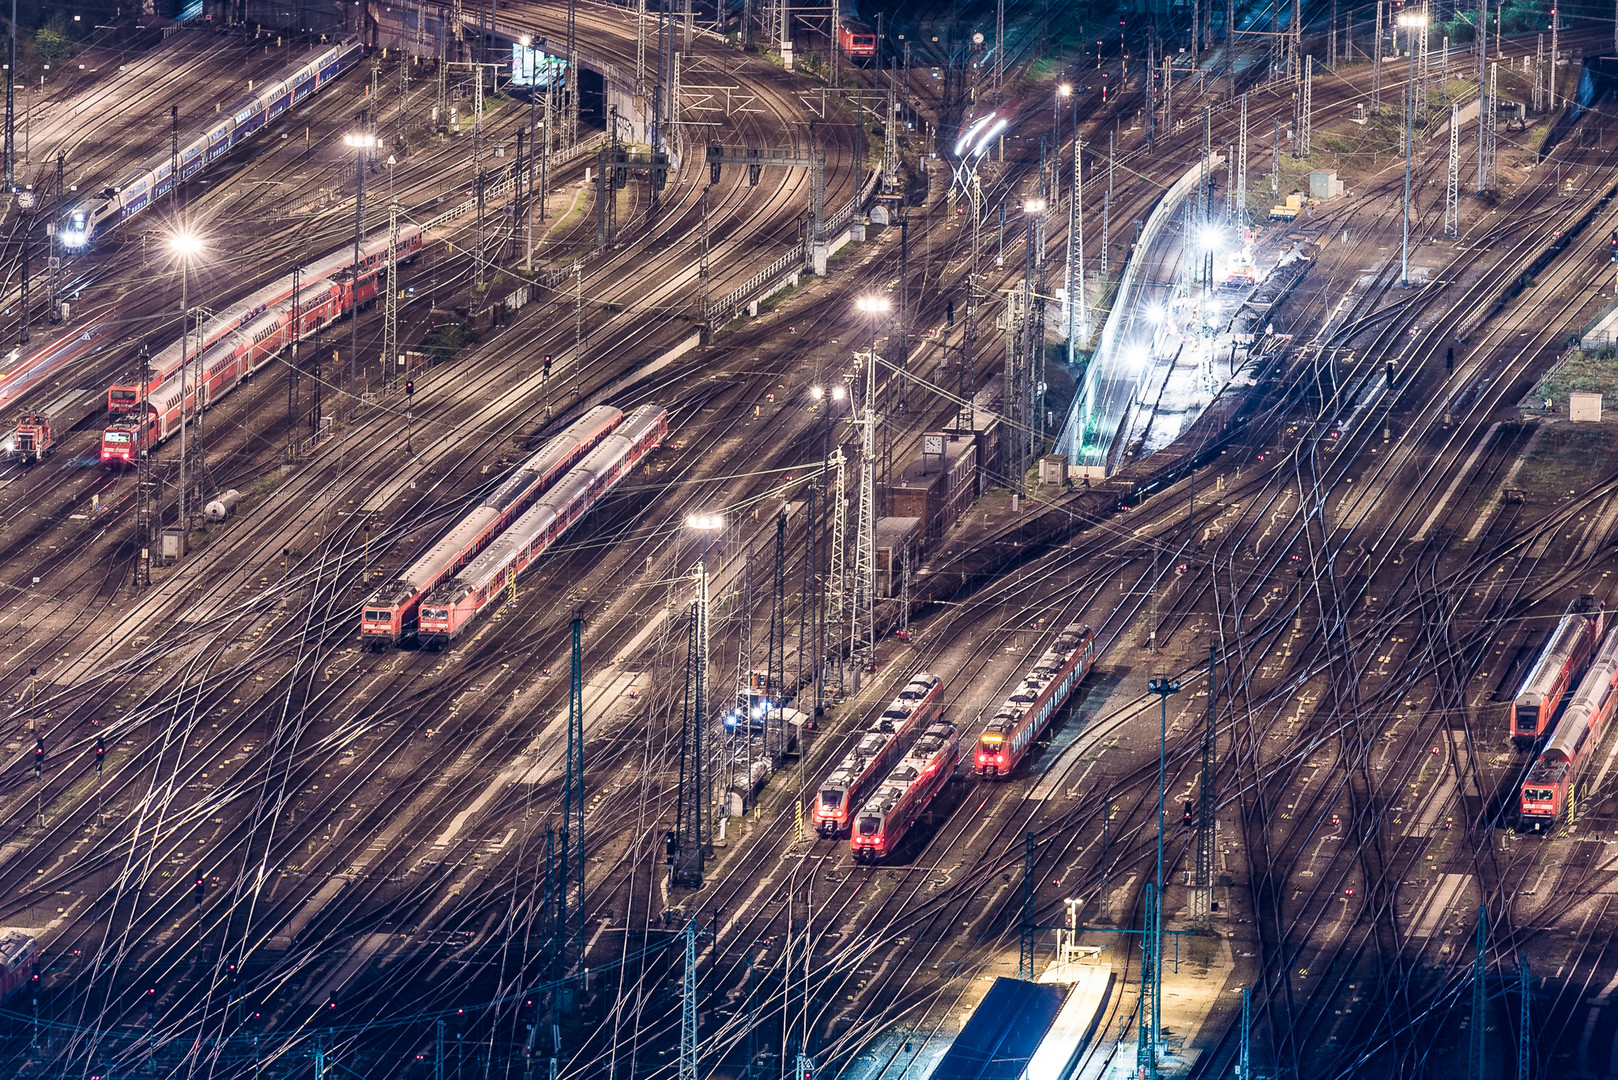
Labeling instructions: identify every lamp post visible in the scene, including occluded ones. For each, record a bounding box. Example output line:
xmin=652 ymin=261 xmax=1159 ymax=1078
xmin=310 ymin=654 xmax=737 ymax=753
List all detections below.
xmin=685 ymin=512 xmax=723 ymax=879
xmin=171 ymin=231 xmax=203 ymax=553
xmin=1053 ymin=83 xmax=1071 ymax=211
xmin=344 ymin=124 xmax=378 ymax=421
xmin=852 ymin=296 xmax=889 ymax=677
xmin=1145 ymin=674 xmax=1181 ymax=1069
xmin=1397 ymin=10 xmax=1427 ymax=287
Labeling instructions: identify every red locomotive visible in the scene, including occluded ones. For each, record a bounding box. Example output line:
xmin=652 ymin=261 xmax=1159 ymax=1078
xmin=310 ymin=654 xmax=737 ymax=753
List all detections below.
xmin=0 ymin=930 xmax=36 ymax=1001
xmin=815 ymin=672 xmax=943 ymax=837
xmin=1510 ymin=595 xmax=1603 ymax=745
xmin=975 ymin=622 xmax=1095 ymax=777
xmin=851 ymin=722 xmax=960 ymax=863
xmin=1520 ymin=625 xmax=1618 ymax=829
xmin=838 ymin=19 xmax=877 ymax=57
xmin=9 ymin=412 xmax=52 ymax=463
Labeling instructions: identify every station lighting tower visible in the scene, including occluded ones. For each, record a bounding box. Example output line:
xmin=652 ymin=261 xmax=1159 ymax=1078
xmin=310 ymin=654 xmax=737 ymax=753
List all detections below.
xmin=344 ymin=122 xmax=378 ymax=420
xmin=853 ymin=297 xmax=888 ymax=678
xmin=172 ymin=231 xmax=203 ymax=553
xmin=676 ymin=513 xmax=722 ymax=886
xmin=1397 ymin=9 xmax=1426 ymax=286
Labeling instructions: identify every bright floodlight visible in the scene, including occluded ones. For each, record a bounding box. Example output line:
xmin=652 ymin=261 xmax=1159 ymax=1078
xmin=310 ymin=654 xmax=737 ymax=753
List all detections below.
xmin=856 ymin=296 xmax=891 ymax=314
xmin=1146 ymin=302 xmax=1167 ymax=324
xmin=1024 ymin=198 xmax=1047 ymax=214
xmin=811 ymin=386 xmax=825 ymax=400
xmin=1126 ymin=344 xmax=1152 ymax=367
xmin=1199 ymin=225 xmax=1226 ymax=252
xmin=1057 ymin=83 xmax=1072 ymax=97
xmin=520 ymin=34 xmax=532 ymax=46
xmin=686 ymin=513 xmax=724 ymax=531
xmin=1395 ymin=11 xmax=1427 ymax=26
xmin=344 ymin=132 xmax=378 ymax=148
xmin=170 ymin=232 xmax=202 ymax=257
xmin=832 ymin=385 xmax=846 ymax=401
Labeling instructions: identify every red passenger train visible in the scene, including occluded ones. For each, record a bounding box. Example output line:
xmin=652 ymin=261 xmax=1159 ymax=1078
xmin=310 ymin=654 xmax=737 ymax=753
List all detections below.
xmin=417 ymin=405 xmax=668 ymax=647
xmin=106 ymin=224 xmax=423 ymax=414
xmin=359 ymin=406 xmax=624 ymax=646
xmin=1510 ymin=595 xmax=1603 ymax=745
xmin=101 ymin=245 xmax=415 ymax=464
xmin=850 ymin=722 xmax=960 ymax=863
xmin=815 ymin=672 xmax=943 ymax=837
xmin=974 ymin=621 xmax=1095 ymax=777
xmin=1520 ymin=625 xmax=1618 ymax=829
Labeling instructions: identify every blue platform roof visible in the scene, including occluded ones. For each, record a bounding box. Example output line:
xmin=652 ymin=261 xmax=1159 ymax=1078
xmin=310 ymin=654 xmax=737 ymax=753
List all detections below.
xmin=928 ymin=977 xmax=1066 ymax=1080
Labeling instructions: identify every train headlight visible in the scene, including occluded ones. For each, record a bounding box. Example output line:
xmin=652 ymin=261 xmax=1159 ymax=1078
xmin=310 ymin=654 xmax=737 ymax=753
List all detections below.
xmin=60 ymin=230 xmax=87 ymax=249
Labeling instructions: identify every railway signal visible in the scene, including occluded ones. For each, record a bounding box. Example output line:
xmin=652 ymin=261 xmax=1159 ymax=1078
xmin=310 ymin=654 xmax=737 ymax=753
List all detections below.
xmin=193 ymin=877 xmax=205 ymax=908
xmin=542 ymin=354 xmax=552 ymax=381
xmin=405 ymin=379 xmax=415 ymax=398
xmin=94 ymin=736 xmax=104 ymax=776
xmin=32 ymin=737 xmax=43 ymax=778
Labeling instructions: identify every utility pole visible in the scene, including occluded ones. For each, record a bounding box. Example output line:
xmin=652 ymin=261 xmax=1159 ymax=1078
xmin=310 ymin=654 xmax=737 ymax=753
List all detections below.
xmin=1482 ymin=62 xmax=1498 ymax=192
xmin=1102 ymin=132 xmax=1113 ymax=281
xmin=853 ymin=307 xmax=880 ymax=675
xmin=1469 ymin=906 xmax=1486 ymax=1080
xmin=1018 ymin=833 xmax=1037 ymax=980
xmin=5 ymin=0 xmax=13 ymax=191
xmin=1518 ymin=959 xmax=1531 ymax=1080
xmin=1444 ymin=102 xmax=1459 ymax=237
xmin=1301 ymin=55 xmax=1312 ymax=158
xmin=1193 ymin=647 xmax=1217 ymax=925
xmin=828 ymin=445 xmax=847 ymax=699
xmin=1550 ymin=2 xmax=1558 ymax=111
xmin=565 ymin=615 xmax=586 ymax=970
xmin=1145 ymin=675 xmax=1180 ymax=1073
xmin=680 ymin=921 xmax=698 ymax=1080
xmin=135 ymin=345 xmax=153 ymax=586
xmin=1271 ymin=119 xmax=1280 ymax=196
xmin=384 ymin=202 xmax=399 ymax=392
xmin=287 ymin=267 xmax=301 ymax=463
xmin=1534 ymin=34 xmax=1544 ymax=114
xmin=1373 ymin=0 xmax=1384 ymax=113
xmin=1235 ymin=94 xmax=1248 ymax=230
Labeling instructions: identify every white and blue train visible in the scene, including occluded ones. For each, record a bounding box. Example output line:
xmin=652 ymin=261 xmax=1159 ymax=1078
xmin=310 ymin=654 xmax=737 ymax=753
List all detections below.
xmin=58 ymin=37 xmax=363 ymax=249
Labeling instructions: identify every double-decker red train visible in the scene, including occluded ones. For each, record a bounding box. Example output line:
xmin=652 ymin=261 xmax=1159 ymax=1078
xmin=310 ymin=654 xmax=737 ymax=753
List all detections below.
xmin=850 ymin=722 xmax=960 ymax=863
xmin=417 ymin=405 xmax=668 ymax=647
xmin=360 ymin=406 xmax=624 ymax=647
xmin=815 ymin=672 xmax=943 ymax=837
xmin=974 ymin=621 xmax=1096 ymax=777
xmin=101 ymin=232 xmax=422 ymax=465
xmin=1520 ymin=625 xmax=1618 ymax=829
xmin=1509 ymin=595 xmax=1604 ymax=745
xmin=106 ymin=225 xmax=423 ymax=415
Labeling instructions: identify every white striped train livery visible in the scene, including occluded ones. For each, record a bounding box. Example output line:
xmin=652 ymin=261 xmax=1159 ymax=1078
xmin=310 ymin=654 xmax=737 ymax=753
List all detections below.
xmin=973 ymin=621 xmax=1096 ymax=777
xmin=849 ymin=721 xmax=961 ymax=863
xmin=60 ymin=39 xmax=363 ymax=249
xmin=814 ymin=672 xmax=943 ymax=837
xmin=1519 ymin=624 xmax=1618 ymax=829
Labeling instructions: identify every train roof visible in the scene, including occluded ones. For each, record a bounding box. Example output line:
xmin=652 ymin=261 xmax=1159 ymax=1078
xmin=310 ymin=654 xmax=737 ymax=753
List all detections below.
xmin=856 ymin=723 xmax=958 ymax=819
xmin=1515 ymin=597 xmax=1603 ymax=705
xmin=982 ymin=622 xmax=1091 ymax=733
xmin=1542 ymin=626 xmax=1618 ymax=761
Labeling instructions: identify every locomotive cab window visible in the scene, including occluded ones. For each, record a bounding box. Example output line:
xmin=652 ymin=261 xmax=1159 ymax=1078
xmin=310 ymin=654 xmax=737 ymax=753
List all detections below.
xmin=857 ymin=817 xmax=881 ymax=836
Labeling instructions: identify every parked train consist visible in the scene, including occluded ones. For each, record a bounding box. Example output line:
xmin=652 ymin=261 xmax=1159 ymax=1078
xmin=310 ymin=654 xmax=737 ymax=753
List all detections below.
xmin=360 ymin=407 xmax=625 ymax=646
xmin=0 ymin=317 xmax=117 ymax=415
xmin=815 ymin=672 xmax=943 ymax=837
xmin=1510 ymin=595 xmax=1604 ymax=745
xmin=101 ymin=231 xmax=421 ymax=464
xmin=974 ymin=621 xmax=1096 ymax=777
xmin=838 ymin=19 xmax=877 ymax=57
xmin=1520 ymin=626 xmax=1618 ymax=829
xmin=0 ymin=929 xmax=36 ymax=1001
xmin=59 ymin=39 xmax=362 ymax=249
xmin=850 ymin=722 xmax=960 ymax=863
xmin=417 ymin=405 xmax=668 ymax=647
xmin=107 ymin=225 xmax=423 ymax=414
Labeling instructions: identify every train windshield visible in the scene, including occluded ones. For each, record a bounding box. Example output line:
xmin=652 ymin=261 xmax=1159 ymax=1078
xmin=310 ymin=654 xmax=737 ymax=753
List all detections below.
xmin=820 ymin=791 xmax=842 ymax=808
xmin=110 ymin=388 xmax=137 ymax=401
xmin=978 ymin=732 xmax=1003 ymax=750
xmin=856 ymin=816 xmax=881 ymax=836
xmin=104 ymin=431 xmax=131 ymax=444
xmin=1525 ymin=787 xmax=1554 ymax=802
